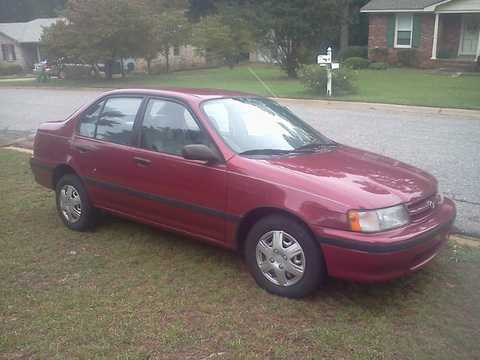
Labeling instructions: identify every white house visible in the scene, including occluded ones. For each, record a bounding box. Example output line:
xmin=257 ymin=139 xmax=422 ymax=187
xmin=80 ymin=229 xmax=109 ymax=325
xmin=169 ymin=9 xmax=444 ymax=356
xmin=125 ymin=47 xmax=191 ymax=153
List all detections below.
xmin=0 ymin=18 xmax=60 ymax=70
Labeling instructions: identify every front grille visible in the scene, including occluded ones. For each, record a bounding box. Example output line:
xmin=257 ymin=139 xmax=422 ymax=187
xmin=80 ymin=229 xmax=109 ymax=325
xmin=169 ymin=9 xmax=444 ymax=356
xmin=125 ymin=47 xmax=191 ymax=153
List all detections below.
xmin=407 ymin=193 xmax=440 ymax=222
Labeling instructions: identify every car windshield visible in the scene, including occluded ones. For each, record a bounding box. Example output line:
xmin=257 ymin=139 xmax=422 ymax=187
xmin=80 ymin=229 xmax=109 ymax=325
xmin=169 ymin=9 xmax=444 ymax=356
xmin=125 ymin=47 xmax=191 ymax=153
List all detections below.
xmin=202 ymin=97 xmax=333 ymax=155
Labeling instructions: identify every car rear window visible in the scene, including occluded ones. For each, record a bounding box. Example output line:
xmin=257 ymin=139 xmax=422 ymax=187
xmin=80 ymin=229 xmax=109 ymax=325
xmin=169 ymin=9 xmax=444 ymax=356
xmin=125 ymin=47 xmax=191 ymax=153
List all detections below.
xmin=78 ymin=97 xmax=143 ymax=146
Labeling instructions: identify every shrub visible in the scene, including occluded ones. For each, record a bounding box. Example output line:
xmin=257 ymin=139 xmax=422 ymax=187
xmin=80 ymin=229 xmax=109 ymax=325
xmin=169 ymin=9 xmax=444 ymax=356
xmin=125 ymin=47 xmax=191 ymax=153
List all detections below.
xmin=369 ymin=62 xmax=388 ymax=70
xmin=63 ymin=64 xmax=92 ymax=80
xmin=298 ymin=64 xmax=356 ymax=96
xmin=343 ymin=57 xmax=370 ymax=69
xmin=338 ymin=46 xmax=368 ymax=60
xmin=396 ymin=49 xmax=418 ymax=67
xmin=369 ymin=47 xmax=388 ymax=63
xmin=0 ymin=63 xmax=23 ymax=76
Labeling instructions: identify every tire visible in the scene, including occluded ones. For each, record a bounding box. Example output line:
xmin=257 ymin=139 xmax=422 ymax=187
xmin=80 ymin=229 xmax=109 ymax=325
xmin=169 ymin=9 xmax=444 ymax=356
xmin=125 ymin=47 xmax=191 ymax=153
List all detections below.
xmin=245 ymin=214 xmax=325 ymax=298
xmin=55 ymin=174 xmax=96 ymax=231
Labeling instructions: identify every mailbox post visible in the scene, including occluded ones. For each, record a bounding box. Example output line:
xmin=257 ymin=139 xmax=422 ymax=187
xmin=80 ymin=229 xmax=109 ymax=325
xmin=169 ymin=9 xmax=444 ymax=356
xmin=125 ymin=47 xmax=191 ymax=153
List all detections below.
xmin=317 ymin=47 xmax=340 ymax=97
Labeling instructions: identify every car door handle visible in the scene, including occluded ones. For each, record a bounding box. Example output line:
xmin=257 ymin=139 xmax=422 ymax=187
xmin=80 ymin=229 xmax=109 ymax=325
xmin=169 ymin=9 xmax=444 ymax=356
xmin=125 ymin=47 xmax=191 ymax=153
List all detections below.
xmin=133 ymin=156 xmax=151 ymax=166
xmin=74 ymin=144 xmax=95 ymax=153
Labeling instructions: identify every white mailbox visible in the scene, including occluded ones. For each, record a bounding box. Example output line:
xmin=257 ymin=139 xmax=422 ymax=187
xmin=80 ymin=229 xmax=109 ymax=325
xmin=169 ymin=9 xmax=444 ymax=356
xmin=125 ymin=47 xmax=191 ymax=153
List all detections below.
xmin=317 ymin=47 xmax=340 ymax=97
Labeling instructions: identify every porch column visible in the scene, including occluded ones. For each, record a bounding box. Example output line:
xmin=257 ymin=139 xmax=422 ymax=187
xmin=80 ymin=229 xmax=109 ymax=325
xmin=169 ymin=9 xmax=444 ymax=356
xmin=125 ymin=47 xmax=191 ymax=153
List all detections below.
xmin=36 ymin=45 xmax=41 ymax=62
xmin=431 ymin=13 xmax=440 ymax=59
xmin=476 ymin=28 xmax=480 ymax=61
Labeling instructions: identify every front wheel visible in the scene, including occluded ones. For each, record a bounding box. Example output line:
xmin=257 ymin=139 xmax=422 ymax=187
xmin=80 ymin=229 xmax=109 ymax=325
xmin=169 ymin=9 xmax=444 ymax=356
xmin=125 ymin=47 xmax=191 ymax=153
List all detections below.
xmin=245 ymin=215 xmax=325 ymax=298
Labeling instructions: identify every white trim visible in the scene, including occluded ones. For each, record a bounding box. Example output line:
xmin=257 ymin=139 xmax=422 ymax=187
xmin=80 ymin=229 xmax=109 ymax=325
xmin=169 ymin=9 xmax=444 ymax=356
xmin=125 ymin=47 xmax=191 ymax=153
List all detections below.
xmin=436 ymin=10 xmax=480 ymax=13
xmin=424 ymin=0 xmax=454 ymax=12
xmin=432 ymin=13 xmax=440 ymax=59
xmin=361 ymin=9 xmax=431 ymax=13
xmin=394 ymin=14 xmax=414 ymax=48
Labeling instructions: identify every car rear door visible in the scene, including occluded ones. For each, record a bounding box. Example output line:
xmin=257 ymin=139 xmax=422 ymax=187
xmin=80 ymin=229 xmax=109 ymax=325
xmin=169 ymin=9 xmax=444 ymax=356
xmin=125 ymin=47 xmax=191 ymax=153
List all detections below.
xmin=71 ymin=95 xmax=147 ymax=213
xmin=125 ymin=97 xmax=229 ymax=243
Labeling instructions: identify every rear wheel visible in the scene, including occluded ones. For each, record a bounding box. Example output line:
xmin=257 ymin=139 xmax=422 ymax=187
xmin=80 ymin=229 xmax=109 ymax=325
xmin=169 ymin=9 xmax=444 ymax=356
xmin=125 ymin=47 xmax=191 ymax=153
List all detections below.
xmin=245 ymin=214 xmax=325 ymax=298
xmin=55 ymin=174 xmax=96 ymax=231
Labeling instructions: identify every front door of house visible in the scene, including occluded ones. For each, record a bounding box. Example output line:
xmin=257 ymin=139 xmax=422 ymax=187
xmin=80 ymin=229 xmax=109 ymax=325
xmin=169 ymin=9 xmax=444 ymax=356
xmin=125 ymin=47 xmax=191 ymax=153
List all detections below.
xmin=460 ymin=14 xmax=480 ymax=55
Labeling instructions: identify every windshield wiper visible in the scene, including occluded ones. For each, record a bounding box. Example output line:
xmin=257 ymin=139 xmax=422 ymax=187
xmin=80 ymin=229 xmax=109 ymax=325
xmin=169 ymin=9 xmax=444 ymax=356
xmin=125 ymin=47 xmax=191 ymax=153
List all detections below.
xmin=295 ymin=141 xmax=337 ymax=152
xmin=239 ymin=149 xmax=294 ymax=156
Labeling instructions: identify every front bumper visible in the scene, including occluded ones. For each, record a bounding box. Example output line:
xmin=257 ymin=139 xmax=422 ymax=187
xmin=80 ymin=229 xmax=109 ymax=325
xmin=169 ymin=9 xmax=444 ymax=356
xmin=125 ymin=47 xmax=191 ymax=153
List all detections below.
xmin=315 ymin=197 xmax=456 ymax=282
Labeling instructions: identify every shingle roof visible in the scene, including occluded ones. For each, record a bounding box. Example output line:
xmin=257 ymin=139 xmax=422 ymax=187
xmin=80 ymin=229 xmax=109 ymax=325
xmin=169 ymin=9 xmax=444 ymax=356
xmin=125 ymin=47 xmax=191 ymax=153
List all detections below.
xmin=361 ymin=0 xmax=446 ymax=12
xmin=0 ymin=18 xmax=60 ymax=43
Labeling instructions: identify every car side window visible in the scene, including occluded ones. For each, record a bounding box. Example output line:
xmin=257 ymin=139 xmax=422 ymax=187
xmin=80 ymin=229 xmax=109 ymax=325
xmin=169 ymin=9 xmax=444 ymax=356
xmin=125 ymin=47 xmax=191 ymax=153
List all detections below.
xmin=141 ymin=99 xmax=212 ymax=155
xmin=78 ymin=100 xmax=105 ymax=138
xmin=95 ymin=97 xmax=142 ymax=145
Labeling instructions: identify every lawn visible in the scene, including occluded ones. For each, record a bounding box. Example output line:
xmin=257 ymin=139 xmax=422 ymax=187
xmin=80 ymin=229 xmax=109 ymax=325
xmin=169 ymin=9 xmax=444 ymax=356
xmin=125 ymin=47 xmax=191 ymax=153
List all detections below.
xmin=1 ymin=64 xmax=480 ymax=109
xmin=1 ymin=149 xmax=480 ymax=359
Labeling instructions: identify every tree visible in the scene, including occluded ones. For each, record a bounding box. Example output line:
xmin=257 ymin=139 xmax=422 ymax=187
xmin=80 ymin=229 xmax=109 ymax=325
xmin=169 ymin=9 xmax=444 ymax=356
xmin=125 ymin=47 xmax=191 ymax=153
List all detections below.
xmin=40 ymin=0 xmax=149 ymax=79
xmin=338 ymin=0 xmax=369 ymax=50
xmin=192 ymin=5 xmax=254 ymax=68
xmin=154 ymin=11 xmax=191 ymax=73
xmin=252 ymin=0 xmax=338 ymax=78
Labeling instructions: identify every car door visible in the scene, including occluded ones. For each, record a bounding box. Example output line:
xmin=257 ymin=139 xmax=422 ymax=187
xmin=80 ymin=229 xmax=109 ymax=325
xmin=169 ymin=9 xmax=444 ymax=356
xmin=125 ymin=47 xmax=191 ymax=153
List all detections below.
xmin=71 ymin=95 xmax=147 ymax=213
xmin=126 ymin=97 xmax=229 ymax=243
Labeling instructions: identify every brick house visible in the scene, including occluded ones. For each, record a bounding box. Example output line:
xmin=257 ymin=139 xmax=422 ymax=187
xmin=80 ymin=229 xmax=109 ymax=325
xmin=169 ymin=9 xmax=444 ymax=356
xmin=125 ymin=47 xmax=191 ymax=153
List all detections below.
xmin=361 ymin=0 xmax=480 ymax=69
xmin=0 ymin=18 xmax=60 ymax=70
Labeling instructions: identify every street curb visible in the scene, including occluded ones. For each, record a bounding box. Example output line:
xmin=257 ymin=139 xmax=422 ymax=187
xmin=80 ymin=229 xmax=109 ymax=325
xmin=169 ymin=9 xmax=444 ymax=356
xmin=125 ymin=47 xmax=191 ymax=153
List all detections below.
xmin=2 ymin=146 xmax=33 ymax=154
xmin=275 ymin=98 xmax=480 ymax=120
xmin=450 ymin=235 xmax=480 ymax=248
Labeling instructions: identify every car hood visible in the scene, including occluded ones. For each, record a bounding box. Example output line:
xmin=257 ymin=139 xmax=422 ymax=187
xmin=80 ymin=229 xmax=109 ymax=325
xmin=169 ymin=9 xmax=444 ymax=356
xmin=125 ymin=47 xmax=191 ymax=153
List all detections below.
xmin=261 ymin=145 xmax=437 ymax=209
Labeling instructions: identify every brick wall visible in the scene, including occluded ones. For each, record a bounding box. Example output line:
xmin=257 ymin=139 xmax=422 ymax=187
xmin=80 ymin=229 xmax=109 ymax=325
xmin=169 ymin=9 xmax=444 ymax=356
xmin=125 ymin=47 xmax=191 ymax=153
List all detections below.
xmin=368 ymin=14 xmax=388 ymax=49
xmin=367 ymin=13 xmax=438 ymax=68
xmin=417 ymin=14 xmax=435 ymax=68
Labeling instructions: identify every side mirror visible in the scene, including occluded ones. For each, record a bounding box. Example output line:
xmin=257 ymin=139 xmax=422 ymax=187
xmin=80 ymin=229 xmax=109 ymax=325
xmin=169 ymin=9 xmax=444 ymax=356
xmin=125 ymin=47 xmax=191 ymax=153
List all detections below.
xmin=182 ymin=144 xmax=220 ymax=163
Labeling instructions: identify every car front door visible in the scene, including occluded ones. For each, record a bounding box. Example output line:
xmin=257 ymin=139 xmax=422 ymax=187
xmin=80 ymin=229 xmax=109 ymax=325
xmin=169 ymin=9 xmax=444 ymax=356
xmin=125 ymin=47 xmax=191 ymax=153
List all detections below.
xmin=126 ymin=97 xmax=229 ymax=244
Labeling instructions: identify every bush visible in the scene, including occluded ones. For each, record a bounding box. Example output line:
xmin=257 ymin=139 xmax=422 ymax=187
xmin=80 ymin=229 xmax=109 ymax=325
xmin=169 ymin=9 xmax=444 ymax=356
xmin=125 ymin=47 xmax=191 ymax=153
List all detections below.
xmin=369 ymin=62 xmax=389 ymax=70
xmin=370 ymin=47 xmax=388 ymax=63
xmin=0 ymin=63 xmax=23 ymax=76
xmin=63 ymin=64 xmax=92 ymax=80
xmin=397 ymin=49 xmax=418 ymax=67
xmin=343 ymin=57 xmax=370 ymax=69
xmin=338 ymin=46 xmax=368 ymax=60
xmin=298 ymin=64 xmax=356 ymax=96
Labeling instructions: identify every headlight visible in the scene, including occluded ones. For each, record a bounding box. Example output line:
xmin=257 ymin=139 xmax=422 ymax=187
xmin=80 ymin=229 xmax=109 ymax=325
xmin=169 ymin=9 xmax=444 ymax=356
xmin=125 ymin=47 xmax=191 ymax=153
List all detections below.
xmin=348 ymin=205 xmax=409 ymax=233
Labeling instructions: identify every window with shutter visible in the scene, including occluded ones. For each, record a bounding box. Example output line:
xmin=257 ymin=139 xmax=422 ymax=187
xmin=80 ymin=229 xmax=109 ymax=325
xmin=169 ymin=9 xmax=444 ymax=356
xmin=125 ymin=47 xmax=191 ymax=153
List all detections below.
xmin=395 ymin=14 xmax=413 ymax=48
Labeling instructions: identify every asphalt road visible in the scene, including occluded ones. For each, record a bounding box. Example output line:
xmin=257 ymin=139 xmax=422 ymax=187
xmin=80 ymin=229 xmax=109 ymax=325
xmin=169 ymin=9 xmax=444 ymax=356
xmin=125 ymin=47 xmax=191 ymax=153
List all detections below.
xmin=1 ymin=87 xmax=479 ymax=236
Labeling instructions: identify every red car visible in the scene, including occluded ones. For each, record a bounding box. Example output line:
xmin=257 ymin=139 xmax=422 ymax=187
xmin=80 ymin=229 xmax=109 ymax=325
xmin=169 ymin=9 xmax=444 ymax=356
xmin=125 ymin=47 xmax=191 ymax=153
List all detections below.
xmin=31 ymin=89 xmax=456 ymax=298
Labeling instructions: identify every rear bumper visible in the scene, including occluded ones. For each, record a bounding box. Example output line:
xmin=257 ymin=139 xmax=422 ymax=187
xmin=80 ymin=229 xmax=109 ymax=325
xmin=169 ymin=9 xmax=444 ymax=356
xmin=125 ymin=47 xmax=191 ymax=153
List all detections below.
xmin=30 ymin=157 xmax=54 ymax=189
xmin=315 ymin=197 xmax=456 ymax=282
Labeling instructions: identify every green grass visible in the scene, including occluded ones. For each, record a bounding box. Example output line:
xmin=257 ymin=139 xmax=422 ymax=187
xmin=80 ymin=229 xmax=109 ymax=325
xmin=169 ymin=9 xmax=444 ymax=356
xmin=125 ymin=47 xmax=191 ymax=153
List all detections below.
xmin=1 ymin=64 xmax=479 ymax=109
xmin=1 ymin=149 xmax=480 ymax=359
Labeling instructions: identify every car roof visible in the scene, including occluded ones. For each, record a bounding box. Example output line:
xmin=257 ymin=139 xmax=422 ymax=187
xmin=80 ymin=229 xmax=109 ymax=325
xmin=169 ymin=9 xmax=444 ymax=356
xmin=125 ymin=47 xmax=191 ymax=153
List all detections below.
xmin=103 ymin=87 xmax=258 ymax=102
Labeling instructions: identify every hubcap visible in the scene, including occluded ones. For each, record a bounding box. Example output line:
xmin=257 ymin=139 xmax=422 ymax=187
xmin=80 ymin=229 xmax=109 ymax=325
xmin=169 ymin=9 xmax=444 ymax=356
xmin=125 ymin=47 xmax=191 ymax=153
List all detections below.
xmin=256 ymin=231 xmax=305 ymax=287
xmin=59 ymin=185 xmax=82 ymax=224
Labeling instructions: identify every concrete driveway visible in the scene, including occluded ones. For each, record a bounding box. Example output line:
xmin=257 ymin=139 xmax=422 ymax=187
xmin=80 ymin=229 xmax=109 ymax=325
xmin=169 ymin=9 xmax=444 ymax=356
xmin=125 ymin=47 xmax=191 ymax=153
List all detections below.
xmin=1 ymin=87 xmax=479 ymax=236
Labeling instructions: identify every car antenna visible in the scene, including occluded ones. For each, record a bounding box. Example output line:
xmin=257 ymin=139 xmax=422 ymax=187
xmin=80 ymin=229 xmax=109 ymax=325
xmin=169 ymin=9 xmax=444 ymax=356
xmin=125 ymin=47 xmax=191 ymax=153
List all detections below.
xmin=248 ymin=67 xmax=277 ymax=98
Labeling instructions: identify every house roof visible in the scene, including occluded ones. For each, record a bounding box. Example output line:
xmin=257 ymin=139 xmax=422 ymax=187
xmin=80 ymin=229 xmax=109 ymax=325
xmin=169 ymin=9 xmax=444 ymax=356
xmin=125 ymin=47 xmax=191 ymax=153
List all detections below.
xmin=0 ymin=18 xmax=60 ymax=43
xmin=361 ymin=0 xmax=447 ymax=12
